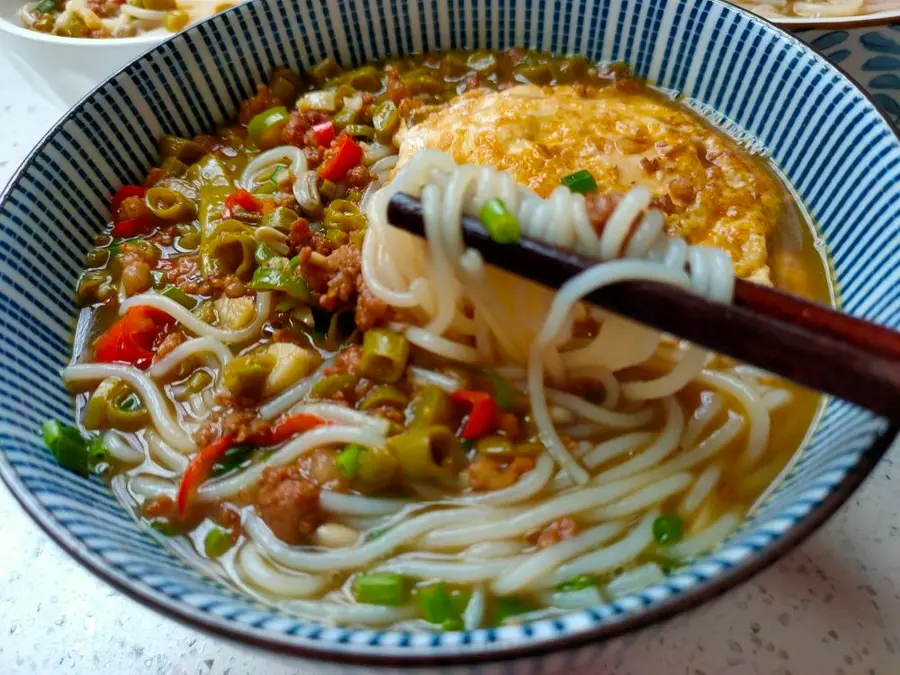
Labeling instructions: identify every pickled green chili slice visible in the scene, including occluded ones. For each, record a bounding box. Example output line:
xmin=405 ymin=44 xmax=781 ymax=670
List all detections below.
xmin=561 ymin=169 xmax=598 ymax=194
xmin=248 ymin=106 xmax=291 ymax=148
xmin=388 ymin=425 xmax=462 ymax=480
xmin=146 ymin=186 xmax=195 ymax=221
xmin=355 ymin=446 xmax=400 ymax=493
xmin=359 ymin=385 xmax=408 ymax=411
xmin=83 ymin=377 xmax=149 ymax=432
xmin=360 ymin=329 xmax=410 ymax=383
xmin=259 ymin=206 xmax=298 ymax=231
xmin=353 ymin=573 xmax=409 ymax=606
xmin=478 ymin=198 xmax=520 ymax=244
xmin=372 ymin=100 xmax=400 ymax=143
xmin=343 ymin=124 xmax=376 ymax=140
xmin=222 ymin=353 xmax=275 ymax=399
xmin=160 ymin=156 xmax=188 ymax=177
xmin=408 ymin=385 xmax=452 ymax=427
xmin=336 ymin=443 xmax=364 ymax=478
xmin=309 ymin=373 xmax=359 ymax=400
xmin=250 ymin=267 xmax=312 ymax=302
xmin=204 ymin=527 xmax=235 ymax=558
xmin=159 ymin=134 xmax=205 ymax=163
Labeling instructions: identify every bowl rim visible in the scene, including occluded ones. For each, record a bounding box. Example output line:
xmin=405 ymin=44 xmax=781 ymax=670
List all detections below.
xmin=1 ymin=0 xmax=899 ymax=665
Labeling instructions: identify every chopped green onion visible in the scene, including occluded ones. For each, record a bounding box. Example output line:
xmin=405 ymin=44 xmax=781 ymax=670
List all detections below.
xmin=478 ymin=198 xmax=520 ymax=244
xmin=150 ymin=520 xmax=175 ymax=536
xmin=161 ymin=285 xmax=197 ymax=309
xmin=652 ymin=514 xmax=684 ymax=546
xmin=35 ymin=0 xmax=57 ymax=12
xmin=41 ymin=420 xmax=101 ymax=477
xmin=289 ymin=254 xmax=301 ymax=267
xmin=556 ymin=574 xmax=596 ymax=592
xmin=204 ymin=527 xmax=235 ymax=558
xmin=493 ymin=597 xmax=535 ymax=625
xmin=417 ymin=583 xmax=457 ymax=625
xmin=561 ymin=169 xmax=598 ymax=194
xmin=250 ymin=267 xmax=312 ymax=302
xmin=150 ymin=269 xmax=166 ymax=288
xmin=211 ymin=445 xmax=255 ymax=477
xmin=352 ymin=573 xmax=409 ymax=606
xmin=336 ymin=443 xmax=364 ymax=478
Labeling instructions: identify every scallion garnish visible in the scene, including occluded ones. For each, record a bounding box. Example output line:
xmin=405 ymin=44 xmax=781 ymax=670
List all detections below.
xmin=336 ymin=443 xmax=364 ymax=478
xmin=478 ymin=198 xmax=521 ymax=244
xmin=652 ymin=514 xmax=684 ymax=546
xmin=561 ymin=169 xmax=598 ymax=194
xmin=353 ymin=573 xmax=409 ymax=606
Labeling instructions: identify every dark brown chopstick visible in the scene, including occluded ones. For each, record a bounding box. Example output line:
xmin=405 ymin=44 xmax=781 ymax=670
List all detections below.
xmin=387 ymin=192 xmax=900 ymax=421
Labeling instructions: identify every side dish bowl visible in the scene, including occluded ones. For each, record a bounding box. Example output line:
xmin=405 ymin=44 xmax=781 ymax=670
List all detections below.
xmin=0 ymin=0 xmax=898 ymax=666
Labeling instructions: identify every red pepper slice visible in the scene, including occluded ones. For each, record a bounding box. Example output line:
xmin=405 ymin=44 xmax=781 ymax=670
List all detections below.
xmin=176 ymin=434 xmax=235 ymax=515
xmin=175 ymin=414 xmax=329 ymax=514
xmin=451 ymin=390 xmax=498 ymax=440
xmin=111 ymin=216 xmax=154 ymax=238
xmin=223 ymin=189 xmax=261 ymax=219
xmin=258 ymin=412 xmax=329 ymax=446
xmin=110 ymin=185 xmax=147 ymax=214
xmin=318 ymin=134 xmax=363 ymax=182
xmin=311 ymin=120 xmax=336 ymax=147
xmin=95 ymin=305 xmax=173 ymax=369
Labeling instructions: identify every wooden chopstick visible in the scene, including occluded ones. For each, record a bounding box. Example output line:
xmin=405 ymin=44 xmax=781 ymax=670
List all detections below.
xmin=387 ymin=193 xmax=900 ymax=421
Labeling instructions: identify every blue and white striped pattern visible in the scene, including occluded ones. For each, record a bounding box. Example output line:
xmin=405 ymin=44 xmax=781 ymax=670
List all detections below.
xmin=0 ymin=0 xmax=897 ymax=662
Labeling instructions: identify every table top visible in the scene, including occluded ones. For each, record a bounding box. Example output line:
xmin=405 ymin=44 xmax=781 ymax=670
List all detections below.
xmin=2 ymin=44 xmax=899 ymax=675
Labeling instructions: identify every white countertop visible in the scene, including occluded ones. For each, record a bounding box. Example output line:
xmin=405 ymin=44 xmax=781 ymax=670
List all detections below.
xmin=1 ymin=49 xmax=899 ymax=675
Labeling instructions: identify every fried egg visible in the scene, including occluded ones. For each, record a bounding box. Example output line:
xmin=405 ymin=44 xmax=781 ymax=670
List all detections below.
xmin=397 ymin=84 xmax=785 ymax=282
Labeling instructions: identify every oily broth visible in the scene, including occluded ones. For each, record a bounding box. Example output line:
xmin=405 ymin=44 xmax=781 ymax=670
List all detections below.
xmin=65 ymin=49 xmax=834 ymax=627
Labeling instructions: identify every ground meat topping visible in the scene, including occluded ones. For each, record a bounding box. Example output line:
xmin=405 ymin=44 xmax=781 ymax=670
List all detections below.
xmin=256 ymin=464 xmax=325 ymax=545
xmin=467 ymin=456 xmax=536 ymax=492
xmin=194 ymin=399 xmax=271 ymax=448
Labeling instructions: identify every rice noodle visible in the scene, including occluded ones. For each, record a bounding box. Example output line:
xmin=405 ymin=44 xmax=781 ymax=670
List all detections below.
xmin=492 ymin=521 xmax=626 ymax=594
xmin=671 ymin=512 xmax=741 ymax=558
xmin=198 ymin=425 xmax=384 ymax=501
xmin=147 ymin=337 xmax=232 ymax=382
xmin=237 ymin=544 xmax=330 ymax=598
xmin=241 ymin=146 xmax=308 ymax=190
xmin=64 ymin=363 xmax=196 ymax=453
xmin=548 ymin=510 xmax=658 ymax=585
xmin=121 ymin=292 xmax=272 ymax=344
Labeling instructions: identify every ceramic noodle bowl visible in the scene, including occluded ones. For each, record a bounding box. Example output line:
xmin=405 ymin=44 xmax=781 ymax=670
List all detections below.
xmin=0 ymin=0 xmax=898 ymax=668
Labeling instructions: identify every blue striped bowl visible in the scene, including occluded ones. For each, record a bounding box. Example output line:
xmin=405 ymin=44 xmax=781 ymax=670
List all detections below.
xmin=1 ymin=0 xmax=898 ymax=667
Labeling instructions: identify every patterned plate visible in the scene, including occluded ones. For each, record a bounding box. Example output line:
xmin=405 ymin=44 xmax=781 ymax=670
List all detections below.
xmin=0 ymin=0 xmax=898 ymax=667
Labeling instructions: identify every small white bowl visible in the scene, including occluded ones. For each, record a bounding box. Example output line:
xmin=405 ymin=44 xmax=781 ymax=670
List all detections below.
xmin=0 ymin=0 xmax=165 ymax=109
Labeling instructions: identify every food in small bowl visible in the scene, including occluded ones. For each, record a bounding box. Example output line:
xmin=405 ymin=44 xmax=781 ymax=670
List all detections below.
xmin=0 ymin=0 xmax=243 ymax=107
xmin=18 ymin=0 xmax=233 ymax=38
xmin=1 ymin=0 xmax=898 ymax=665
xmin=737 ymin=0 xmax=900 ymax=23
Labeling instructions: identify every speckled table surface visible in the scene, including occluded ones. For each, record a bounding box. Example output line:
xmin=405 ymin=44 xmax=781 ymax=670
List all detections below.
xmin=2 ymin=46 xmax=900 ymax=675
